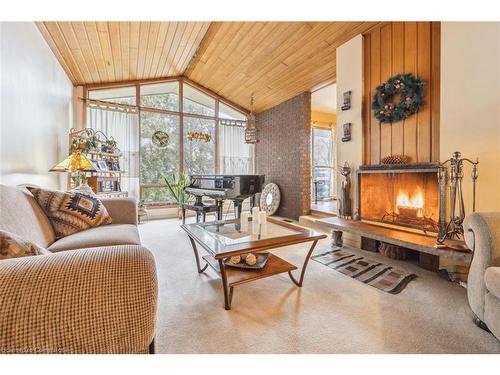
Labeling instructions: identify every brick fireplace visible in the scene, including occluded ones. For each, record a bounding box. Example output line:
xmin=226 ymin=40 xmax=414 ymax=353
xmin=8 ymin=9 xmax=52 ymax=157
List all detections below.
xmin=356 ymin=163 xmax=446 ymax=237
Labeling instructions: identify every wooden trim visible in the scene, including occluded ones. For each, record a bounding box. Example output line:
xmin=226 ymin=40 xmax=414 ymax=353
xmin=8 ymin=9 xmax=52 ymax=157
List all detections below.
xmin=361 ymin=21 xmax=390 ymax=36
xmin=215 ymin=99 xmax=220 ymax=174
xmin=184 ymin=22 xmax=218 ymax=77
xmin=430 ymin=22 xmax=441 ymax=162
xmin=82 ymin=86 xmax=88 ymax=127
xmin=84 ymin=75 xmax=249 ymax=116
xmin=362 ymin=33 xmax=371 ymax=165
xmin=85 ymin=98 xmax=138 ymax=112
xmin=179 ymin=76 xmax=184 ymax=172
xmin=84 ymin=75 xmax=182 ymax=90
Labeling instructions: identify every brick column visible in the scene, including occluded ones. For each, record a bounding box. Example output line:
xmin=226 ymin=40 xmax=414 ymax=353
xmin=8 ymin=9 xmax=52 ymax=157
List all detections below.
xmin=255 ymin=92 xmax=311 ymax=220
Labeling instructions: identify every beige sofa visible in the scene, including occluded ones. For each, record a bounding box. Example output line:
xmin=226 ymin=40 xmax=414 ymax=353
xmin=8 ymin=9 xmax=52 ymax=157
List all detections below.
xmin=0 ymin=185 xmax=158 ymax=354
xmin=464 ymin=212 xmax=500 ymax=341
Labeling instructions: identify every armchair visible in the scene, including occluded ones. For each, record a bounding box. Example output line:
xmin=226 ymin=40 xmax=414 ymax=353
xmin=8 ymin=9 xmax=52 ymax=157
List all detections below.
xmin=464 ymin=212 xmax=500 ymax=340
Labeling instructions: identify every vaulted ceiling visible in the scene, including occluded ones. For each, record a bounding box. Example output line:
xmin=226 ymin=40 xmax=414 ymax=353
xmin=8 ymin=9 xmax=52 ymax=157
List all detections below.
xmin=38 ymin=21 xmax=381 ymax=112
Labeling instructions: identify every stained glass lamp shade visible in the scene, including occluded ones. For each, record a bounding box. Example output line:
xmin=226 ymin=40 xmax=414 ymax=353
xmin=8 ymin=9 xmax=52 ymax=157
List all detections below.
xmin=49 ymin=152 xmax=96 ymax=194
xmin=49 ymin=152 xmax=96 ymax=173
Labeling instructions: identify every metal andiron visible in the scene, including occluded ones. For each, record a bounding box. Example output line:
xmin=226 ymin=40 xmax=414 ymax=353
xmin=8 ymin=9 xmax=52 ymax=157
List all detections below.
xmin=438 ymin=151 xmax=479 ymax=242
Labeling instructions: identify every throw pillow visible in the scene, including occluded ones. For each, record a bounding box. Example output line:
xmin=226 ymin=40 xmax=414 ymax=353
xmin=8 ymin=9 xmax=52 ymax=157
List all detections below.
xmin=0 ymin=230 xmax=49 ymax=260
xmin=27 ymin=187 xmax=112 ymax=239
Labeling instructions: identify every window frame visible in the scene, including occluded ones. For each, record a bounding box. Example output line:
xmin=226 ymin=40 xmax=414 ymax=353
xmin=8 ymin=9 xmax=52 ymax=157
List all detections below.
xmin=311 ymin=126 xmax=336 ymax=201
xmin=84 ymin=77 xmax=251 ymax=206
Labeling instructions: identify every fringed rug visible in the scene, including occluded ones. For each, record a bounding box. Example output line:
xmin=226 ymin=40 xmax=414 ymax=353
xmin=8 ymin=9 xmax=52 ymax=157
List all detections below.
xmin=312 ymin=247 xmax=417 ymax=294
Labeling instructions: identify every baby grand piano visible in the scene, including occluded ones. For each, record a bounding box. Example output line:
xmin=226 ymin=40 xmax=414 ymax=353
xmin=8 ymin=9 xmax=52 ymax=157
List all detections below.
xmin=184 ymin=175 xmax=265 ymax=220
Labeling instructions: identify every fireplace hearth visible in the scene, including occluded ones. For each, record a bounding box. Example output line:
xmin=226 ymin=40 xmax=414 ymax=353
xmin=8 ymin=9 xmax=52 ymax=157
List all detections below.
xmin=356 ymin=163 xmax=446 ymax=235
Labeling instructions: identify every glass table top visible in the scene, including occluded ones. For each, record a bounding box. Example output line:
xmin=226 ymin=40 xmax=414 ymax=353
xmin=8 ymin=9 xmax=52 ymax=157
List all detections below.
xmin=198 ymin=221 xmax=300 ymax=247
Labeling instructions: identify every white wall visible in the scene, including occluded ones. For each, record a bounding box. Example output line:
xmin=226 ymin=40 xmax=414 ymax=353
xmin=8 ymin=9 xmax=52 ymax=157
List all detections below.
xmin=0 ymin=22 xmax=73 ymax=189
xmin=336 ymin=35 xmax=363 ymax=216
xmin=440 ymin=22 xmax=500 ymax=212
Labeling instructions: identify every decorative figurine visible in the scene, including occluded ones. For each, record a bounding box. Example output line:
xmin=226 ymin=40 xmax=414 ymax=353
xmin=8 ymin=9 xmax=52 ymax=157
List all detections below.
xmin=341 ymin=123 xmax=352 ymax=142
xmin=341 ymin=91 xmax=352 ymax=111
xmin=339 ymin=162 xmax=352 ymax=219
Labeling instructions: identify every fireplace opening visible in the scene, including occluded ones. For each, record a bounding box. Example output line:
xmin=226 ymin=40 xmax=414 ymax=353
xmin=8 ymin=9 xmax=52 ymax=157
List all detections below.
xmin=357 ymin=164 xmax=441 ymax=233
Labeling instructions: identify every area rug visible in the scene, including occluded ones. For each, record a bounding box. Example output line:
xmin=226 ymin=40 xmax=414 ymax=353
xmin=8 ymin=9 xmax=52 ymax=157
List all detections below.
xmin=312 ymin=247 xmax=417 ymax=294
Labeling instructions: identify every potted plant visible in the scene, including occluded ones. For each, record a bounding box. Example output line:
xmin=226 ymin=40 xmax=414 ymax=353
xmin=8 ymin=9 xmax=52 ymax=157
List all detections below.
xmin=101 ymin=138 xmax=118 ymax=154
xmin=85 ymin=134 xmax=99 ymax=152
xmin=163 ymin=173 xmax=193 ymax=219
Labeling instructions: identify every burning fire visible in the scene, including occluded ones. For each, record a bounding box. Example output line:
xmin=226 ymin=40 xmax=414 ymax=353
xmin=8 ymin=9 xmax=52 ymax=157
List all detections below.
xmin=396 ymin=189 xmax=424 ymax=218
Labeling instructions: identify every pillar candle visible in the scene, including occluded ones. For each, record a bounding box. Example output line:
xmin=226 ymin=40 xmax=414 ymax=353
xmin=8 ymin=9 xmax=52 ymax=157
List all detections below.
xmin=252 ymin=207 xmax=260 ymax=223
xmin=240 ymin=212 xmax=249 ymax=231
xmin=259 ymin=211 xmax=267 ymax=224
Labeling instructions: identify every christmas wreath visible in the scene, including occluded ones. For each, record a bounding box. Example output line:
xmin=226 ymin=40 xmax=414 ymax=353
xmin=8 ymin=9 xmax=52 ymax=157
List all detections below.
xmin=372 ymin=73 xmax=425 ymax=123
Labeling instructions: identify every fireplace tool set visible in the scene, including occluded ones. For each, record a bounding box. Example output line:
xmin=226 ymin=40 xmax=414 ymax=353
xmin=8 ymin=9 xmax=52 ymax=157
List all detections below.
xmin=437 ymin=151 xmax=479 ymax=243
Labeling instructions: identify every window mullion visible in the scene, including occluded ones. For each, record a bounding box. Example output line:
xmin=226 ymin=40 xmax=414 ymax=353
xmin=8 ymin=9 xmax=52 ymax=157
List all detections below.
xmin=179 ymin=77 xmax=184 ymax=174
xmin=215 ymin=99 xmax=220 ymax=174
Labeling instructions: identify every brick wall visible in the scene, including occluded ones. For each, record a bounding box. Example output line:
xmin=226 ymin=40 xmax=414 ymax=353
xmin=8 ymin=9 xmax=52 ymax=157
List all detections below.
xmin=255 ymin=92 xmax=311 ymax=220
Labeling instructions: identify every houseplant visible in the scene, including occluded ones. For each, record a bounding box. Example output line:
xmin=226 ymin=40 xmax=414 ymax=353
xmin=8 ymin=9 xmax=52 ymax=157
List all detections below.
xmin=163 ymin=173 xmax=193 ymax=219
xmin=101 ymin=138 xmax=118 ymax=154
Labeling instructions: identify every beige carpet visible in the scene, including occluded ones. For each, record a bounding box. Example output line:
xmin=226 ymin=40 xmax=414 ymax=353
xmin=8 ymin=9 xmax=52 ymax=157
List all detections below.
xmin=139 ymin=218 xmax=500 ymax=354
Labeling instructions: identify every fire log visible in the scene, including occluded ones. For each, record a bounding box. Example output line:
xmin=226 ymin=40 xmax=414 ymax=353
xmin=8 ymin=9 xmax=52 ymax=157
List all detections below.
xmin=378 ymin=242 xmax=407 ymax=260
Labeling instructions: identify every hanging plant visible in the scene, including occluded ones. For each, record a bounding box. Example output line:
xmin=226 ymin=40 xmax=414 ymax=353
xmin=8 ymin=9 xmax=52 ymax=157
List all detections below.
xmin=372 ymin=73 xmax=425 ymax=123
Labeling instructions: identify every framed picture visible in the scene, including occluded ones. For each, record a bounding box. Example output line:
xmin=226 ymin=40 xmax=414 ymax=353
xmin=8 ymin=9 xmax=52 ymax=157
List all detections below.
xmin=97 ymin=160 xmax=109 ymax=171
xmin=90 ymin=160 xmax=101 ymax=171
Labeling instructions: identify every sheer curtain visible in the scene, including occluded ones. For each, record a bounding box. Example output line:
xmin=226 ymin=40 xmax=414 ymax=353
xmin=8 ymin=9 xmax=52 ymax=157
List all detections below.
xmin=87 ymin=107 xmax=140 ymax=200
xmin=219 ymin=122 xmax=252 ymax=174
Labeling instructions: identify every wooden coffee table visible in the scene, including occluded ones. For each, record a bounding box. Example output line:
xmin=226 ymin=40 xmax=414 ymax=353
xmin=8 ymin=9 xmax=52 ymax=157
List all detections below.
xmin=181 ymin=217 xmax=326 ymax=310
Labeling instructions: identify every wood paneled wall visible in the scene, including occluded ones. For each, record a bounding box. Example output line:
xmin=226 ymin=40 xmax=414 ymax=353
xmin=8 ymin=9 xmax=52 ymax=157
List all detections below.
xmin=362 ymin=22 xmax=440 ymax=165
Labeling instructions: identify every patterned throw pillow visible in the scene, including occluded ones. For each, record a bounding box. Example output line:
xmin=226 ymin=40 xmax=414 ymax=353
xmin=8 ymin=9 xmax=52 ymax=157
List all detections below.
xmin=27 ymin=187 xmax=112 ymax=239
xmin=0 ymin=230 xmax=49 ymax=260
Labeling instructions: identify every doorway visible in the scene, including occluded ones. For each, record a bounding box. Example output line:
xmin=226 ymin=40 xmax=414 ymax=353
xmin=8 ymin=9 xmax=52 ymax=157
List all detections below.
xmin=311 ymin=83 xmax=337 ymax=214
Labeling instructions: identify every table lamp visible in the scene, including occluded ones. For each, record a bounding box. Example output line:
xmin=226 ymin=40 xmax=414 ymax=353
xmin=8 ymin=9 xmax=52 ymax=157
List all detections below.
xmin=49 ymin=151 xmax=97 ymax=194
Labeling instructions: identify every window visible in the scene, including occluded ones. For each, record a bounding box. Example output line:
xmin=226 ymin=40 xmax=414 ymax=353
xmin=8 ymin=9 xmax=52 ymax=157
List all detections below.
xmin=183 ymin=83 xmax=215 ymax=116
xmin=140 ymin=112 xmax=180 ymax=203
xmin=220 ymin=121 xmax=252 ymax=174
xmin=183 ymin=117 xmax=216 ymax=175
xmin=219 ymin=102 xmax=247 ymax=120
xmin=86 ymin=78 xmax=252 ymax=206
xmin=140 ymin=81 xmax=179 ymax=111
xmin=312 ymin=127 xmax=335 ymax=200
xmin=88 ymin=86 xmax=136 ymax=106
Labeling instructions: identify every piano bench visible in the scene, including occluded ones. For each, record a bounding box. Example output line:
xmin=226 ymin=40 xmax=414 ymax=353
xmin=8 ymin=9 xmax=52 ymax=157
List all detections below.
xmin=182 ymin=203 xmax=222 ymax=224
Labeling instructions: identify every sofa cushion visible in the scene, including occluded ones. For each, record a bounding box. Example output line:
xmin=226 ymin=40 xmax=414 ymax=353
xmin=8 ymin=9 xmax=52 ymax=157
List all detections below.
xmin=0 ymin=185 xmax=55 ymax=248
xmin=47 ymin=224 xmax=141 ymax=252
xmin=485 ymin=267 xmax=500 ymax=300
xmin=27 ymin=187 xmax=112 ymax=239
xmin=0 ymin=230 xmax=50 ymax=260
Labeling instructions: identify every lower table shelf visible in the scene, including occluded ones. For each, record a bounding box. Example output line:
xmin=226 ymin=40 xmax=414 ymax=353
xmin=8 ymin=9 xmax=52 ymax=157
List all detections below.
xmin=202 ymin=253 xmax=297 ymax=287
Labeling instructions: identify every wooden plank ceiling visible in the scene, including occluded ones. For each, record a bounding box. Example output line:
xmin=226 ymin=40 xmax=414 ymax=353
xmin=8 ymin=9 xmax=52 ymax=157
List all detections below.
xmin=186 ymin=22 xmax=380 ymax=112
xmin=37 ymin=22 xmax=211 ymax=85
xmin=38 ymin=21 xmax=381 ymax=112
